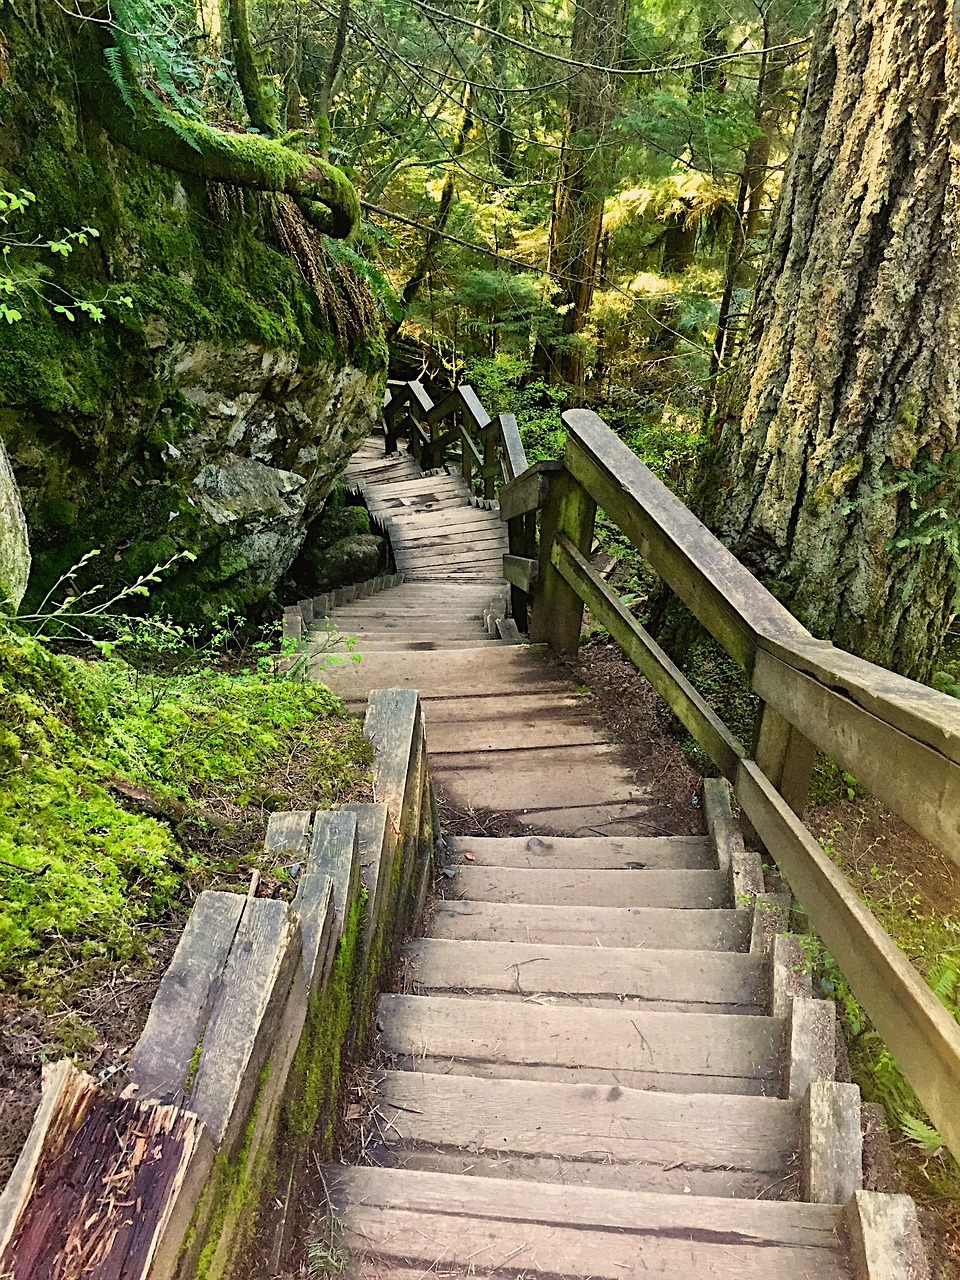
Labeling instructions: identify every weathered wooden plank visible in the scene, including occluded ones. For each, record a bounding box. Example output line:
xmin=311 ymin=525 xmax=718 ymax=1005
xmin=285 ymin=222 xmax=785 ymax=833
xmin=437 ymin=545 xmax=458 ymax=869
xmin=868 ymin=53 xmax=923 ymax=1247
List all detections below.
xmin=426 ymin=710 xmax=606 ymax=753
xmin=502 ymin=553 xmax=538 ymax=593
xmin=127 ymin=890 xmax=245 ymax=1104
xmin=753 ymin=700 xmax=817 ymax=815
xmin=341 ymin=801 xmax=391 ymax=954
xmin=407 ymin=938 xmax=764 ymax=1008
xmin=846 ymin=1191 xmax=929 ymax=1280
xmin=444 ymin=832 xmax=715 ymax=869
xmin=497 ymin=460 xmax=559 ymax=521
xmin=315 ymin=647 xmax=570 ymax=698
xmin=754 ymin=648 xmax=960 ymax=859
xmin=531 ymin=473 xmax=595 ymax=651
xmin=0 ymin=1064 xmax=211 ymax=1280
xmin=802 ymin=1081 xmax=863 ymax=1205
xmin=457 ymin=384 xmax=492 ymax=432
xmin=364 ymin=687 xmax=420 ymax=814
xmin=188 ymin=898 xmax=302 ymax=1146
xmin=331 ymin=1168 xmax=847 ymax=1280
xmin=772 ymin=933 xmax=813 ymax=1019
xmin=498 ymin=411 xmax=528 ymax=481
xmin=736 ymin=755 xmax=960 ymax=1162
xmin=429 ymin=899 xmax=752 ymax=949
xmin=375 ymin=1072 xmax=798 ymax=1193
xmin=551 ymin=535 xmax=744 ymax=778
xmin=299 ymin=810 xmax=359 ymax=936
xmin=379 ymin=994 xmax=782 ymax=1092
xmin=264 ymin=809 xmax=312 ymax=858
xmin=562 ymin=411 xmax=810 ymax=669
xmin=763 ymin=630 xmax=960 ymax=770
xmin=449 ymin=865 xmax=729 ymax=908
xmin=785 ymin=996 xmax=836 ymax=1100
xmin=408 ymin=380 xmax=435 ymax=416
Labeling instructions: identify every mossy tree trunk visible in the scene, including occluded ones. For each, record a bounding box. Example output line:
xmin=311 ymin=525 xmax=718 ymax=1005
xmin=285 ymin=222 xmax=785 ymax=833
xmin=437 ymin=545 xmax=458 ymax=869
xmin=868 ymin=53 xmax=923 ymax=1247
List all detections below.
xmin=701 ymin=0 xmax=960 ymax=682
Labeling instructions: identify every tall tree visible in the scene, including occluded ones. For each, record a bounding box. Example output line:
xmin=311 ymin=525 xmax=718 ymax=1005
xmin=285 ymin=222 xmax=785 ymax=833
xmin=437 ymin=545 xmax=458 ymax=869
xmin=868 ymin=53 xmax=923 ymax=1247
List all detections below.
xmin=535 ymin=0 xmax=627 ymax=391
xmin=702 ymin=0 xmax=960 ymax=681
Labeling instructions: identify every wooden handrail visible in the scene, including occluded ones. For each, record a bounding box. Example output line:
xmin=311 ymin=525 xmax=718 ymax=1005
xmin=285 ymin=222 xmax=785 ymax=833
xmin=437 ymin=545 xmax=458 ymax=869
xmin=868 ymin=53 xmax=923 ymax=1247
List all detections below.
xmin=383 ymin=379 xmax=528 ymax=493
xmin=524 ymin=406 xmax=960 ymax=1162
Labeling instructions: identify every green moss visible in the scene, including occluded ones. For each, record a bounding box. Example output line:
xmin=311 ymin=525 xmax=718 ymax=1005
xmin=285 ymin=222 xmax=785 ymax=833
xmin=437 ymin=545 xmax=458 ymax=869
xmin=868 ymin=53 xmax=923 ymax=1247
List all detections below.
xmin=808 ymin=454 xmax=864 ymax=516
xmin=287 ymin=888 xmax=367 ymax=1147
xmin=0 ymin=627 xmax=370 ymax=998
xmin=193 ymin=1060 xmax=275 ymax=1280
xmin=0 ymin=11 xmax=385 ymax=617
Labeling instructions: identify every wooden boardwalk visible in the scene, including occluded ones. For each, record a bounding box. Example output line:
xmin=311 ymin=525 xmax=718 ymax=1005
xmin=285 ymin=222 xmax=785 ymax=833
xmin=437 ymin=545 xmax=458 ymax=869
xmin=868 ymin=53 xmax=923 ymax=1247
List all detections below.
xmin=315 ymin=435 xmax=653 ymax=835
xmin=308 ymin=435 xmax=916 ymax=1278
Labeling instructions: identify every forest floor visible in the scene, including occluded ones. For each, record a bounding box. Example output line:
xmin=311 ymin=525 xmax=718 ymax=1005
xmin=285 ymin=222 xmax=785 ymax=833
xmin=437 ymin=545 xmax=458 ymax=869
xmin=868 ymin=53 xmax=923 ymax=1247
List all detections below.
xmin=0 ymin=644 xmax=373 ymax=1187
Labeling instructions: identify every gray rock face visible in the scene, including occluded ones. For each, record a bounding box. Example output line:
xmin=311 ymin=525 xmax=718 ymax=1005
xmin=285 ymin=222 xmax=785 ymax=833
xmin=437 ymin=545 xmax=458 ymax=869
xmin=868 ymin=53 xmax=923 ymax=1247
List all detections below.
xmin=0 ymin=436 xmax=30 ymax=609
xmin=15 ymin=336 xmax=384 ymax=620
xmin=163 ymin=343 xmax=382 ymax=601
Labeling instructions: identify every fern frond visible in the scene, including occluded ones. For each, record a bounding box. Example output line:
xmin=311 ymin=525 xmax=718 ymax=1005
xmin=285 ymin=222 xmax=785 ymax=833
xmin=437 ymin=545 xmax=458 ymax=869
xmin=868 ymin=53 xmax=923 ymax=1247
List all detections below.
xmin=899 ymin=1113 xmax=944 ymax=1154
xmin=104 ymin=46 xmax=136 ymax=113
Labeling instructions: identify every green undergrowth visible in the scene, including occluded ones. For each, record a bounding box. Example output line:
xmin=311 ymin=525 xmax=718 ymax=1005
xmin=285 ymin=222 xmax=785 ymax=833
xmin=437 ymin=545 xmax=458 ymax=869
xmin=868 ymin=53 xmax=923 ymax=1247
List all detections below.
xmin=0 ymin=625 xmax=371 ymax=1002
xmin=794 ymin=813 xmax=960 ymax=1242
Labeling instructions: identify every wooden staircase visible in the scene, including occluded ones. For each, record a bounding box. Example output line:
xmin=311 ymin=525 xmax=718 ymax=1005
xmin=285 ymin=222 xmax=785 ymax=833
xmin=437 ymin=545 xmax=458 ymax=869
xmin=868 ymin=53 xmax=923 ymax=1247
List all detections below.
xmin=304 ymin=433 xmax=925 ymax=1278
xmin=326 ymin=825 xmax=855 ymax=1277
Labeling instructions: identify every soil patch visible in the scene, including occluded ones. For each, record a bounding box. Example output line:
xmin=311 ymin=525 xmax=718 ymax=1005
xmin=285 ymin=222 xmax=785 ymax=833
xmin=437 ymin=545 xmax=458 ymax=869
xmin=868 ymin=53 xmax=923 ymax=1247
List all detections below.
xmin=561 ymin=639 xmax=704 ymax=835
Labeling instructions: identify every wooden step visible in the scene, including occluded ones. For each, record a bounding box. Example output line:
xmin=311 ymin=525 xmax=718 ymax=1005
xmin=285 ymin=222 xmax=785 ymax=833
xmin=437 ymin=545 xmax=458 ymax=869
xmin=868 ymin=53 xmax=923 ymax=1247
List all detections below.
xmin=430 ymin=900 xmax=752 ymax=949
xmin=371 ymin=1071 xmax=800 ymax=1198
xmin=432 ymin=743 xmax=646 ymax=811
xmin=405 ymin=938 xmax=766 ymax=1012
xmin=447 ymin=865 xmax=729 ymax=908
xmin=328 ymin=1167 xmax=848 ymax=1278
xmin=444 ymin=833 xmax=715 ymax=869
xmin=378 ymin=994 xmax=783 ymax=1092
xmin=313 ymin=647 xmax=571 ymax=698
xmin=329 ymin=638 xmax=502 ymax=652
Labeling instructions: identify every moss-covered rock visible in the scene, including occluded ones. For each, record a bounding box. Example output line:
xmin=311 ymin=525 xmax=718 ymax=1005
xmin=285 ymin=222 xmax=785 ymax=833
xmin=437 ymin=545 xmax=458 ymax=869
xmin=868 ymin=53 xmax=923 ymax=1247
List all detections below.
xmin=304 ymin=533 xmax=385 ymax=592
xmin=0 ymin=3 xmax=387 ymax=622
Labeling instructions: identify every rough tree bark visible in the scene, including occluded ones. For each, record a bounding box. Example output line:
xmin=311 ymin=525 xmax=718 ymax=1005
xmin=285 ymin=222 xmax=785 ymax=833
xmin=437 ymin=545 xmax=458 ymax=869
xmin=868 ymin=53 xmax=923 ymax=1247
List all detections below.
xmin=702 ymin=0 xmax=960 ymax=681
xmin=535 ymin=0 xmax=626 ymax=391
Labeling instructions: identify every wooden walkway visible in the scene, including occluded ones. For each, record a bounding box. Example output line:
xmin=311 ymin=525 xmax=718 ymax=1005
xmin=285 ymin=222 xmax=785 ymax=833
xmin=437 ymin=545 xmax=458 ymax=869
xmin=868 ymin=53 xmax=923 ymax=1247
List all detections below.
xmin=308 ymin=436 xmax=912 ymax=1278
xmin=315 ymin=435 xmax=653 ymax=835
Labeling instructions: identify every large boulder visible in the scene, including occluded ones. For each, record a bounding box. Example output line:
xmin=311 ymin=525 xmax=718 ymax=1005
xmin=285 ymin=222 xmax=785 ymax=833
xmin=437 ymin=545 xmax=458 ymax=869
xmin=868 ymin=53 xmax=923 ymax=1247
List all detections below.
xmin=0 ymin=3 xmax=387 ymax=622
xmin=303 ymin=533 xmax=385 ymax=592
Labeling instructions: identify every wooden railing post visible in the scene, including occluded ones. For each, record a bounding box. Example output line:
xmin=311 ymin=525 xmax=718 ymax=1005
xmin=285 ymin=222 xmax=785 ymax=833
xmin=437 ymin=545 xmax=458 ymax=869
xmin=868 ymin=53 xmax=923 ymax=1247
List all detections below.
xmin=529 ymin=468 xmax=596 ymax=653
xmin=753 ymin=701 xmax=817 ymax=816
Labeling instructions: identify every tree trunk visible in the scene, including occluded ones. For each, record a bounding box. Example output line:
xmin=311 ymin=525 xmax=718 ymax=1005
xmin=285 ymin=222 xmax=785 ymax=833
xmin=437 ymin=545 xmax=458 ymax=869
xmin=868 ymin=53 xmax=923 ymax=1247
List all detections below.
xmin=80 ymin=25 xmax=359 ymax=238
xmin=224 ymin=0 xmax=280 ymax=136
xmin=702 ymin=0 xmax=960 ymax=681
xmin=534 ymin=0 xmax=626 ymax=391
xmin=395 ymin=86 xmax=474 ymax=316
xmin=708 ymin=25 xmax=786 ymax=406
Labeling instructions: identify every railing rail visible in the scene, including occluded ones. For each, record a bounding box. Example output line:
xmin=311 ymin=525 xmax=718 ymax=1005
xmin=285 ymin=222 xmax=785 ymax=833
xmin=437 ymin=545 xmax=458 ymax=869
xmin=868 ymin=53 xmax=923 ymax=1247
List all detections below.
xmin=381 ymin=375 xmax=960 ymax=1161
xmin=383 ymin=378 xmax=528 ymax=496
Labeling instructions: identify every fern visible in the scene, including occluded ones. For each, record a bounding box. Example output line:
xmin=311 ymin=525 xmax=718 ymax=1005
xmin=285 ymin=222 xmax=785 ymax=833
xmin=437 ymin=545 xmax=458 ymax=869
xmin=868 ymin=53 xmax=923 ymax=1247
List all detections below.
xmin=104 ymin=0 xmax=239 ymax=139
xmin=104 ymin=45 xmax=136 ymax=112
xmin=323 ymin=234 xmax=403 ymax=321
xmin=900 ymin=1113 xmax=945 ymax=1155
